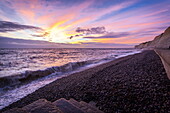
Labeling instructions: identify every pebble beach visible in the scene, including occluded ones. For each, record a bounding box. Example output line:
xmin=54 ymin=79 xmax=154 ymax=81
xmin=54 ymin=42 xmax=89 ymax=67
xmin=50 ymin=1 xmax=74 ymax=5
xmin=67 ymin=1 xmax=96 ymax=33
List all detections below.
xmin=1 ymin=50 xmax=170 ymax=113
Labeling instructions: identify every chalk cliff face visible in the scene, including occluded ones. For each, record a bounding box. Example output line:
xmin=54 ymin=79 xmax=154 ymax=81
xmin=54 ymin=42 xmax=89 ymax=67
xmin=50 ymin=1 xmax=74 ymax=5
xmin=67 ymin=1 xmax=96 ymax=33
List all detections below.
xmin=135 ymin=27 xmax=170 ymax=49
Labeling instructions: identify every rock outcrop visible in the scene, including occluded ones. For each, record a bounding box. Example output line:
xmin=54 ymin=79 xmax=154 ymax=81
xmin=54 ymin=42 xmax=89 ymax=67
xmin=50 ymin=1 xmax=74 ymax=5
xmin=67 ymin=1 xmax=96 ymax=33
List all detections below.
xmin=3 ymin=98 xmax=104 ymax=113
xmin=135 ymin=27 xmax=170 ymax=49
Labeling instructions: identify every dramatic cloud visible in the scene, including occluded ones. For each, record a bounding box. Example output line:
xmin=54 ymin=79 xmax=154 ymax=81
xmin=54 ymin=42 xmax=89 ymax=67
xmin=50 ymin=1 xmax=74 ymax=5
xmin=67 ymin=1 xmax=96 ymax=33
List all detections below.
xmin=84 ymin=32 xmax=130 ymax=39
xmin=0 ymin=0 xmax=170 ymax=47
xmin=0 ymin=36 xmax=133 ymax=48
xmin=69 ymin=27 xmax=130 ymax=39
xmin=76 ymin=26 xmax=106 ymax=34
xmin=0 ymin=21 xmax=43 ymax=32
xmin=69 ymin=26 xmax=107 ymax=39
xmin=32 ymin=32 xmax=49 ymax=37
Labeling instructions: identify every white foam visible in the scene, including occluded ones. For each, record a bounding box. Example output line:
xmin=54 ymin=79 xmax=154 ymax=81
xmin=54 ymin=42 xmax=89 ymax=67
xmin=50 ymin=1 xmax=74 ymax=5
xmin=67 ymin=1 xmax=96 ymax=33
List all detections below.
xmin=0 ymin=49 xmax=142 ymax=110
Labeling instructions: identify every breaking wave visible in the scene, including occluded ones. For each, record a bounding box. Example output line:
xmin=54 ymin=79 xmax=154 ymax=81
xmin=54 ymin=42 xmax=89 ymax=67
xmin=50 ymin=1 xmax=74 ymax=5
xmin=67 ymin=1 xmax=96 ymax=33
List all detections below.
xmin=0 ymin=58 xmax=110 ymax=89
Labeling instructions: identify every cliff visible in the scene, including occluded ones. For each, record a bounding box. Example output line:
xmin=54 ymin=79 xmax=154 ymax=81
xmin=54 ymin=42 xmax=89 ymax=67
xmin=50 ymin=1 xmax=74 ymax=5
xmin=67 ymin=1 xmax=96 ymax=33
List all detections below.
xmin=135 ymin=27 xmax=170 ymax=49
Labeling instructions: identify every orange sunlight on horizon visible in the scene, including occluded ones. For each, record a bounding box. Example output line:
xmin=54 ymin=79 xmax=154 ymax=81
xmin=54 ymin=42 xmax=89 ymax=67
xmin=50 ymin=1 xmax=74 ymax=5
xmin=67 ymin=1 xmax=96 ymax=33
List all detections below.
xmin=0 ymin=0 xmax=170 ymax=47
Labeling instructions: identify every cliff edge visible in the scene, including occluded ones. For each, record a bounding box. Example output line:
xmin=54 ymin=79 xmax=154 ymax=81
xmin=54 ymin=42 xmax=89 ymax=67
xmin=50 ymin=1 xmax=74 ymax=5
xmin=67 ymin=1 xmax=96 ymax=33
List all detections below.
xmin=135 ymin=27 xmax=170 ymax=49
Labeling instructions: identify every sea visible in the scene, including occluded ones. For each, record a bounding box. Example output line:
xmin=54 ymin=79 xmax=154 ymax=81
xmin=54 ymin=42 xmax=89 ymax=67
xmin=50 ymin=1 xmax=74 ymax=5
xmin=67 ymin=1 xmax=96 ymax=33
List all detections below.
xmin=0 ymin=48 xmax=141 ymax=109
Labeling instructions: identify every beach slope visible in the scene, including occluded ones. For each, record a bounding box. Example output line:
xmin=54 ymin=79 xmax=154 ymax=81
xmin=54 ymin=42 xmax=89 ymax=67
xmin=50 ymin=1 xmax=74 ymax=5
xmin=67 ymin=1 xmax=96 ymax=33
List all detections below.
xmin=2 ymin=50 xmax=170 ymax=113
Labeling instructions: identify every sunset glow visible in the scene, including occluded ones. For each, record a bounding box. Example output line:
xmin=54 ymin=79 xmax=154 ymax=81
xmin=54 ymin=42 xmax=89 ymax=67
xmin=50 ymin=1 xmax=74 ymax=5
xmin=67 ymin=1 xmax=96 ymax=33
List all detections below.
xmin=0 ymin=0 xmax=170 ymax=48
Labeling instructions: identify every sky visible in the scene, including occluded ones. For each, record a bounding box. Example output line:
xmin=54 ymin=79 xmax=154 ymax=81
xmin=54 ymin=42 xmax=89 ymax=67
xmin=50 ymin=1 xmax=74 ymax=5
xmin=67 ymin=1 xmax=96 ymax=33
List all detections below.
xmin=0 ymin=0 xmax=170 ymax=48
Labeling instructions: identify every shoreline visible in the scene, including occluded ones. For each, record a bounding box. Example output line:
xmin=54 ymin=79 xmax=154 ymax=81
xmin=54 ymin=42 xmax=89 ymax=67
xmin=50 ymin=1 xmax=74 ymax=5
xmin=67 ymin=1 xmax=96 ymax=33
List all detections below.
xmin=0 ymin=50 xmax=141 ymax=110
xmin=1 ymin=50 xmax=170 ymax=113
xmin=0 ymin=49 xmax=140 ymax=89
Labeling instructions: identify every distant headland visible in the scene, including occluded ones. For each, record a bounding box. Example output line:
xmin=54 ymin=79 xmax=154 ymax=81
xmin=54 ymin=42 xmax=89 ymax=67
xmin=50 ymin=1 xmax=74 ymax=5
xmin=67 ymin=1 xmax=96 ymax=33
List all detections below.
xmin=135 ymin=27 xmax=170 ymax=49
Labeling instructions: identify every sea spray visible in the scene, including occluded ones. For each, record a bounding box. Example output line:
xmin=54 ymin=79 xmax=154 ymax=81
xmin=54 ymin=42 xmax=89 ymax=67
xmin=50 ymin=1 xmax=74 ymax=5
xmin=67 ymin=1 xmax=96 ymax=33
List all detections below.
xmin=0 ymin=48 xmax=141 ymax=109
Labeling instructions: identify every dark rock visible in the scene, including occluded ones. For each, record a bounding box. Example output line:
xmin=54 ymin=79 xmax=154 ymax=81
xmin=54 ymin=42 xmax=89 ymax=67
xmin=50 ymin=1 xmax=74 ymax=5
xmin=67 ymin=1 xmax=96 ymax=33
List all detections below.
xmin=2 ymin=108 xmax=28 ymax=113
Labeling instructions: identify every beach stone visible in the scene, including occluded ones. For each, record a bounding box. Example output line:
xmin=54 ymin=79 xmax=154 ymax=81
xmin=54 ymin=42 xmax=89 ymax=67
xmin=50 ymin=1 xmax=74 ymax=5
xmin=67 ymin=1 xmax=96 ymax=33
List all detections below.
xmin=53 ymin=98 xmax=84 ymax=113
xmin=69 ymin=99 xmax=104 ymax=113
xmin=23 ymin=99 xmax=62 ymax=113
xmin=2 ymin=108 xmax=28 ymax=113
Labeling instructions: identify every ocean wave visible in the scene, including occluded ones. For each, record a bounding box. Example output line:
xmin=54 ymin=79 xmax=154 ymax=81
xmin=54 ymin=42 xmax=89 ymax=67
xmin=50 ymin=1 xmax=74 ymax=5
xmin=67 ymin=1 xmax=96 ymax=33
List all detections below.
xmin=0 ymin=50 xmax=141 ymax=91
xmin=0 ymin=49 xmax=142 ymax=110
xmin=0 ymin=59 xmax=103 ymax=89
xmin=59 ymin=51 xmax=80 ymax=55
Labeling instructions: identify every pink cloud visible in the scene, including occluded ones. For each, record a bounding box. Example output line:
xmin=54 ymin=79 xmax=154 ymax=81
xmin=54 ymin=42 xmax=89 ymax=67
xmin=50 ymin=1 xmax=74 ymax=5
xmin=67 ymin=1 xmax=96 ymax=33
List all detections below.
xmin=1 ymin=0 xmax=170 ymax=46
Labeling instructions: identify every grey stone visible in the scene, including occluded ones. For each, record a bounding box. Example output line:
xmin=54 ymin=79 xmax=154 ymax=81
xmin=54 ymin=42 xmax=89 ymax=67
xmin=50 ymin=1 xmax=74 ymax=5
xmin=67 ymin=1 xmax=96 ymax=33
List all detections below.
xmin=23 ymin=99 xmax=62 ymax=113
xmin=53 ymin=98 xmax=84 ymax=113
xmin=2 ymin=108 xmax=28 ymax=113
